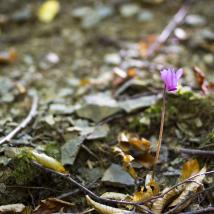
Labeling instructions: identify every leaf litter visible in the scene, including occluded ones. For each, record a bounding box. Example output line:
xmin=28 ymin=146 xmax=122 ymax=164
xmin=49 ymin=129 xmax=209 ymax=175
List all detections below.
xmin=0 ymin=0 xmax=214 ymax=213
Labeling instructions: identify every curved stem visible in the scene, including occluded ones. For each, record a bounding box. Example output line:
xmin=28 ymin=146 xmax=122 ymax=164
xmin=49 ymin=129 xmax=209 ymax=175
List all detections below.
xmin=153 ymin=86 xmax=166 ymax=177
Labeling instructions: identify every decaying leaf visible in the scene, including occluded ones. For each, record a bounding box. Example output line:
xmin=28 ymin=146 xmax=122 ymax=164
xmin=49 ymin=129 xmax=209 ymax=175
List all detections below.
xmin=180 ymin=159 xmax=200 ymax=181
xmin=0 ymin=48 xmax=17 ymax=64
xmin=133 ymin=175 xmax=159 ymax=203
xmin=193 ymin=66 xmax=214 ymax=94
xmin=38 ymin=0 xmax=60 ymax=23
xmin=151 ymin=186 xmax=184 ymax=214
xmin=0 ymin=203 xmax=25 ymax=213
xmin=101 ymin=192 xmax=130 ymax=201
xmin=115 ymin=132 xmax=155 ymax=176
xmin=34 ymin=198 xmax=74 ymax=214
xmin=152 ymin=164 xmax=207 ymax=214
xmin=86 ymin=195 xmax=133 ymax=214
xmin=168 ymin=166 xmax=207 ymax=213
xmin=31 ymin=150 xmax=66 ymax=173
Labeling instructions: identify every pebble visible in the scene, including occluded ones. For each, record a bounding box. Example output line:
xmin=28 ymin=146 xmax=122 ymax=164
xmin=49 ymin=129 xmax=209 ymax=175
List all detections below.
xmin=185 ymin=14 xmax=206 ymax=27
xmin=137 ymin=10 xmax=153 ymax=22
xmin=45 ymin=52 xmax=60 ymax=64
xmin=120 ymin=4 xmax=140 ymax=18
xmin=104 ymin=53 xmax=121 ymax=65
xmin=174 ymin=28 xmax=188 ymax=40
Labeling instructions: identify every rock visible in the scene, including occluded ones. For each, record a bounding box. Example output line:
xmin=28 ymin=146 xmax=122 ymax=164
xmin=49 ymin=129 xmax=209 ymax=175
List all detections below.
xmin=45 ymin=52 xmax=60 ymax=64
xmin=61 ymin=136 xmax=85 ymax=165
xmin=119 ymin=4 xmax=140 ymax=18
xmin=101 ymin=164 xmax=135 ymax=187
xmin=104 ymin=53 xmax=121 ymax=65
xmin=185 ymin=14 xmax=206 ymax=27
xmin=77 ymin=92 xmax=121 ymax=122
xmin=137 ymin=10 xmax=153 ymax=22
xmin=119 ymin=95 xmax=160 ymax=113
xmin=174 ymin=28 xmax=188 ymax=40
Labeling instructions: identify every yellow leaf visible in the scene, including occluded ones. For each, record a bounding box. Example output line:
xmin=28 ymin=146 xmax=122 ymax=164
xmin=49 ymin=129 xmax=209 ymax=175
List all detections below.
xmin=180 ymin=159 xmax=200 ymax=181
xmin=31 ymin=150 xmax=65 ymax=173
xmin=168 ymin=166 xmax=206 ymax=212
xmin=86 ymin=195 xmax=133 ymax=214
xmin=133 ymin=176 xmax=159 ymax=202
xmin=38 ymin=0 xmax=60 ymax=23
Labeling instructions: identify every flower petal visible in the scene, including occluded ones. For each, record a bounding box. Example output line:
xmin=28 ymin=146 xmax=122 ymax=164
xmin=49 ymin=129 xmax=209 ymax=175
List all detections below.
xmin=176 ymin=68 xmax=183 ymax=80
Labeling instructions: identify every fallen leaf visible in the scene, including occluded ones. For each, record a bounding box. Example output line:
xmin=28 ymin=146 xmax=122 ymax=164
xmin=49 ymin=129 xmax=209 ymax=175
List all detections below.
xmin=34 ymin=198 xmax=74 ymax=214
xmin=38 ymin=0 xmax=60 ymax=23
xmin=133 ymin=175 xmax=159 ymax=202
xmin=0 ymin=48 xmax=17 ymax=64
xmin=86 ymin=195 xmax=133 ymax=214
xmin=180 ymin=159 xmax=200 ymax=181
xmin=31 ymin=150 xmax=66 ymax=173
xmin=101 ymin=192 xmax=130 ymax=201
xmin=193 ymin=66 xmax=214 ymax=94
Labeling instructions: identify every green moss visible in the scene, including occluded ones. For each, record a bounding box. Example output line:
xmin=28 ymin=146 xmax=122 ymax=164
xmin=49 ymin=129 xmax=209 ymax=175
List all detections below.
xmin=11 ymin=155 xmax=38 ymax=185
xmin=45 ymin=141 xmax=61 ymax=160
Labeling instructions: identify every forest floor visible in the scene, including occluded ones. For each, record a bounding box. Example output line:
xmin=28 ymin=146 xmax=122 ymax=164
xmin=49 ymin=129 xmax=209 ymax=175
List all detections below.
xmin=0 ymin=0 xmax=213 ymax=213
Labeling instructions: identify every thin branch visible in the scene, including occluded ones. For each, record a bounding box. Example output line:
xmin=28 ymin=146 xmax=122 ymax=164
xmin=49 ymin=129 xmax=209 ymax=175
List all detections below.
xmin=179 ymin=207 xmax=214 ymax=214
xmin=165 ymin=185 xmax=214 ymax=214
xmin=147 ymin=0 xmax=190 ymax=57
xmin=33 ymin=161 xmax=214 ymax=209
xmin=0 ymin=93 xmax=38 ymax=146
xmin=178 ymin=147 xmax=214 ymax=158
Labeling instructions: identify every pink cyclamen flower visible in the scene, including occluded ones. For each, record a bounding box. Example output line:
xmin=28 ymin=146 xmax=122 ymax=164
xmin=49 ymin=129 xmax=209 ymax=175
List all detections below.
xmin=160 ymin=67 xmax=183 ymax=92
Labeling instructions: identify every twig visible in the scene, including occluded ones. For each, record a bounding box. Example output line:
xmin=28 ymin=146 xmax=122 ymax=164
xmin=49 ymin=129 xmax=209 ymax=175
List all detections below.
xmin=0 ymin=93 xmax=38 ymax=146
xmin=147 ymin=0 xmax=190 ymax=57
xmin=33 ymin=162 xmax=153 ymax=213
xmin=165 ymin=185 xmax=214 ymax=214
xmin=179 ymin=207 xmax=214 ymax=214
xmin=178 ymin=147 xmax=214 ymax=158
xmin=33 ymin=161 xmax=214 ymax=208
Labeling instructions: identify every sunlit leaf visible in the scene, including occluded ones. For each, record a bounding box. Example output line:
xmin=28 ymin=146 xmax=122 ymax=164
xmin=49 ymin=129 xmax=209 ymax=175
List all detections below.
xmin=86 ymin=195 xmax=133 ymax=214
xmin=31 ymin=150 xmax=66 ymax=173
xmin=34 ymin=198 xmax=74 ymax=214
xmin=180 ymin=159 xmax=200 ymax=181
xmin=133 ymin=175 xmax=159 ymax=202
xmin=169 ymin=166 xmax=206 ymax=212
xmin=38 ymin=0 xmax=60 ymax=23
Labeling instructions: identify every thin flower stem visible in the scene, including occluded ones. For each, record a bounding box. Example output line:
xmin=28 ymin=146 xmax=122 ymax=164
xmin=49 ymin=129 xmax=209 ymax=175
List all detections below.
xmin=153 ymin=86 xmax=166 ymax=177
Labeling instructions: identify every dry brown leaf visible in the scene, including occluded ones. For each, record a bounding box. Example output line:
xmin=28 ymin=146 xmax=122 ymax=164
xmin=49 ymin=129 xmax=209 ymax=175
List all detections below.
xmin=86 ymin=195 xmax=133 ymax=214
xmin=193 ymin=66 xmax=214 ymax=94
xmin=137 ymin=154 xmax=155 ymax=169
xmin=180 ymin=159 xmax=200 ymax=181
xmin=168 ymin=166 xmax=206 ymax=213
xmin=101 ymin=192 xmax=130 ymax=201
xmin=0 ymin=48 xmax=17 ymax=64
xmin=151 ymin=186 xmax=183 ymax=214
xmin=133 ymin=175 xmax=159 ymax=203
xmin=33 ymin=198 xmax=74 ymax=214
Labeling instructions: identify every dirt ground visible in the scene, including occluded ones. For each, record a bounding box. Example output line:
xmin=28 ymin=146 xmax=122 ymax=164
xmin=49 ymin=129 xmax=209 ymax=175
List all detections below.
xmin=0 ymin=0 xmax=213 ymax=213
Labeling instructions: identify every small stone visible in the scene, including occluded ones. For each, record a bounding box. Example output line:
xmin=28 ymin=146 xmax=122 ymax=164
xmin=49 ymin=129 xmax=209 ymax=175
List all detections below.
xmin=185 ymin=14 xmax=206 ymax=27
xmin=203 ymin=54 xmax=214 ymax=66
xmin=137 ymin=10 xmax=153 ymax=22
xmin=104 ymin=53 xmax=121 ymax=65
xmin=72 ymin=7 xmax=92 ymax=18
xmin=120 ymin=4 xmax=140 ymax=18
xmin=174 ymin=28 xmax=188 ymax=40
xmin=45 ymin=52 xmax=60 ymax=64
xmin=102 ymin=164 xmax=135 ymax=187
